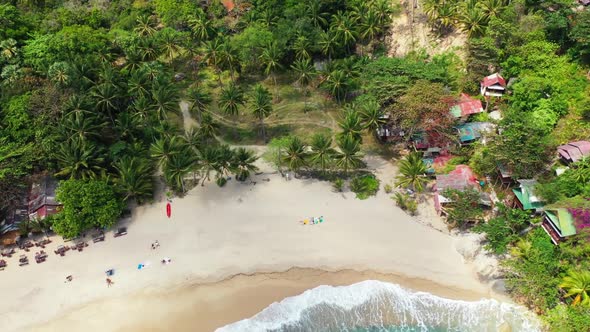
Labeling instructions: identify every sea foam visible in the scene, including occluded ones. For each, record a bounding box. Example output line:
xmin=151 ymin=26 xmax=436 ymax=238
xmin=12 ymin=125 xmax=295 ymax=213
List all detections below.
xmin=216 ymin=280 xmax=541 ymax=332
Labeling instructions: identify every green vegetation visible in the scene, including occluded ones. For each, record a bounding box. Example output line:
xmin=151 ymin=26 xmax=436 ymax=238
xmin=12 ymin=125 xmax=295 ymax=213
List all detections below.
xmin=350 ymin=173 xmax=380 ymax=199
xmin=473 ymin=203 xmax=530 ymax=254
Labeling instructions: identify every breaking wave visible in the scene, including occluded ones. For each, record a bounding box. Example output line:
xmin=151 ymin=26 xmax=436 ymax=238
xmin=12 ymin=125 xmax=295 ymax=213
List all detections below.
xmin=216 ymin=280 xmax=540 ymax=332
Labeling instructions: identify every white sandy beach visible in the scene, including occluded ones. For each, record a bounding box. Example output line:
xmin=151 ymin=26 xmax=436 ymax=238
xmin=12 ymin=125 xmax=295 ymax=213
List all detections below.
xmin=1 ymin=155 xmax=493 ymax=332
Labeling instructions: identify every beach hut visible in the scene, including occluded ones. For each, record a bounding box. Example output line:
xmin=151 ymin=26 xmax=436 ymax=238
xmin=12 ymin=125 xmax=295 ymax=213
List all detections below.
xmin=434 ymin=165 xmax=491 ymax=214
xmin=449 ymin=94 xmax=484 ymax=120
xmin=542 ymin=208 xmax=577 ymax=244
xmin=28 ymin=176 xmax=62 ymax=221
xmin=556 ymin=141 xmax=590 ymax=165
xmin=480 ymin=73 xmax=507 ymax=97
xmin=455 ymin=122 xmax=494 ymax=144
xmin=512 ymin=179 xmax=544 ymax=213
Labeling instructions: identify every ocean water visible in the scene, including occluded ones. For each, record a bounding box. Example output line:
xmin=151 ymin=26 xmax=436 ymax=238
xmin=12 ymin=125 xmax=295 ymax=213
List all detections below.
xmin=216 ymin=280 xmax=541 ymax=332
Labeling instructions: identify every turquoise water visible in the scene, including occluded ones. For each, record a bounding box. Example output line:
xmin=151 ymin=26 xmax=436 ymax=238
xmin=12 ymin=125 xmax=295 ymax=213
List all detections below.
xmin=217 ymin=280 xmax=541 ymax=332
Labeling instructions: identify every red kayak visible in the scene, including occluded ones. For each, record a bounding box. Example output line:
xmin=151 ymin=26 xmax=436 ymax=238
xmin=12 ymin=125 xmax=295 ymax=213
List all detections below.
xmin=166 ymin=202 xmax=171 ymax=218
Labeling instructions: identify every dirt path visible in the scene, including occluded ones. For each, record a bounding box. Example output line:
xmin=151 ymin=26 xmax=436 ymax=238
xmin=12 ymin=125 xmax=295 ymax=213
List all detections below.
xmin=179 ymin=101 xmax=198 ymax=133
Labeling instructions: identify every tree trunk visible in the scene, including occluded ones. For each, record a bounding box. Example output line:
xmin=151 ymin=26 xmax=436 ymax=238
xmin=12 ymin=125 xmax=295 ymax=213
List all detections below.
xmin=260 ymin=118 xmax=266 ymax=142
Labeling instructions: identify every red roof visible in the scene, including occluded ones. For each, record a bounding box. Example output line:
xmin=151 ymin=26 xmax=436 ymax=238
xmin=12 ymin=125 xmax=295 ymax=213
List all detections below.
xmin=455 ymin=93 xmax=484 ymax=117
xmin=557 ymin=141 xmax=590 ymax=163
xmin=481 ymin=73 xmax=506 ymax=88
xmin=435 ymin=165 xmax=479 ymax=192
xmin=221 ymin=0 xmax=235 ymax=11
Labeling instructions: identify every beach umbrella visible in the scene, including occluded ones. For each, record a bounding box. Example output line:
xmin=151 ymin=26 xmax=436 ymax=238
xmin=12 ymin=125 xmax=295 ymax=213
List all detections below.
xmin=166 ymin=202 xmax=171 ymax=218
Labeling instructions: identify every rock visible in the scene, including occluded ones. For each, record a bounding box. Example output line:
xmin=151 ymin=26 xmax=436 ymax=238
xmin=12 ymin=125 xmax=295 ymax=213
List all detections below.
xmin=491 ymin=279 xmax=507 ymax=293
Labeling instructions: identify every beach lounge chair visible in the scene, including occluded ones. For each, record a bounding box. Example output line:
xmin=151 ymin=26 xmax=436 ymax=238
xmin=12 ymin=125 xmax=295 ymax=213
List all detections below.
xmin=92 ymin=232 xmax=105 ymax=243
xmin=0 ymin=259 xmax=6 ymax=268
xmin=114 ymin=227 xmax=127 ymax=237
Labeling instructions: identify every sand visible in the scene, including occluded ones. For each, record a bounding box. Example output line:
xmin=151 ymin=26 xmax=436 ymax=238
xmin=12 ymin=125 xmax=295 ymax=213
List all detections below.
xmin=2 ymin=155 xmax=492 ymax=332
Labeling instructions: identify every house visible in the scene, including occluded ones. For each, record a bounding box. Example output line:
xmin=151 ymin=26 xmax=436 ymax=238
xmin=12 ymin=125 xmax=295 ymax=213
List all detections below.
xmin=557 ymin=141 xmax=590 ymax=164
xmin=579 ymin=0 xmax=590 ymax=6
xmin=512 ymin=179 xmax=544 ymax=213
xmin=434 ymin=165 xmax=491 ymax=214
xmin=455 ymin=122 xmax=494 ymax=144
xmin=28 ymin=177 xmax=62 ymax=220
xmin=497 ymin=163 xmax=515 ymax=187
xmin=0 ymin=206 xmax=28 ymax=235
xmin=542 ymin=208 xmax=577 ymax=244
xmin=450 ymin=93 xmax=484 ymax=119
xmin=480 ymin=73 xmax=507 ymax=97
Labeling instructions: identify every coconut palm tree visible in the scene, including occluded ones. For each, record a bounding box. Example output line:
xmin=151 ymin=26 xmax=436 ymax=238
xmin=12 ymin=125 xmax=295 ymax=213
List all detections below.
xmin=150 ymin=136 xmax=182 ymax=168
xmin=260 ymin=42 xmax=283 ymax=98
xmin=151 ymin=78 xmax=180 ymax=121
xmin=214 ymin=145 xmax=235 ymax=183
xmin=202 ymin=39 xmax=223 ymax=85
xmin=134 ymin=15 xmax=157 ymax=37
xmin=292 ymin=35 xmax=312 ymax=61
xmin=198 ymin=113 xmax=220 ymax=142
xmin=91 ymin=83 xmax=119 ymax=124
xmin=123 ymin=46 xmax=144 ymax=73
xmin=232 ymin=147 xmax=259 ymax=181
xmin=139 ymin=37 xmax=161 ymax=61
xmin=63 ymin=95 xmax=92 ymax=115
xmin=309 ymin=133 xmax=336 ymax=174
xmin=219 ymin=40 xmax=239 ymax=81
xmin=481 ymin=0 xmax=506 ymax=19
xmin=323 ymin=69 xmax=350 ymax=103
xmin=330 ymin=11 xmax=358 ymax=53
xmin=396 ymin=152 xmax=428 ymax=192
xmin=219 ymin=83 xmax=245 ymax=121
xmin=359 ymin=99 xmax=386 ymax=134
xmin=282 ymin=136 xmax=308 ymax=173
xmin=334 ymin=136 xmax=363 ymax=175
xmin=460 ymin=6 xmax=488 ymax=38
xmin=560 ymin=270 xmax=590 ymax=306
xmin=113 ymin=156 xmax=154 ymax=202
xmin=318 ymin=30 xmax=339 ymax=62
xmin=0 ymin=38 xmax=18 ymax=61
xmin=250 ymin=84 xmax=273 ymax=141
xmin=338 ymin=110 xmax=363 ymax=141
xmin=359 ymin=9 xmax=382 ymax=49
xmin=115 ymin=111 xmax=143 ymax=141
xmin=198 ymin=146 xmax=218 ymax=186
xmin=183 ymin=128 xmax=202 ymax=153
xmin=291 ymin=58 xmax=316 ymax=111
xmin=306 ymin=0 xmax=328 ymax=28
xmin=189 ymin=9 xmax=214 ymax=42
xmin=128 ymin=69 xmax=150 ymax=98
xmin=60 ymin=111 xmax=105 ymax=142
xmin=186 ymin=85 xmax=212 ymax=122
xmin=53 ymin=138 xmax=106 ymax=180
xmin=131 ymin=96 xmax=154 ymax=123
xmin=163 ymin=152 xmax=195 ymax=193
xmin=158 ymin=28 xmax=183 ymax=62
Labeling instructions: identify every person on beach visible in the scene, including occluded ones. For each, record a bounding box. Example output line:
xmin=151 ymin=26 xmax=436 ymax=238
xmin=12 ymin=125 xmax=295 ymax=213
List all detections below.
xmin=106 ymin=278 xmax=113 ymax=287
xmin=65 ymin=275 xmax=73 ymax=283
xmin=155 ymin=240 xmax=160 ymax=248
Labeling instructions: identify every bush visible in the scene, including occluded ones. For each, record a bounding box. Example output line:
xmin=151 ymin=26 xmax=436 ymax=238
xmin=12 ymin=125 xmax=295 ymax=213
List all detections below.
xmin=392 ymin=192 xmax=418 ymax=216
xmin=544 ymin=304 xmax=590 ymax=331
xmin=473 ymin=204 xmax=530 ymax=254
xmin=350 ymin=174 xmax=380 ymax=199
xmin=216 ymin=177 xmax=227 ymax=187
xmin=384 ymin=184 xmax=393 ymax=193
xmin=332 ymin=178 xmax=344 ymax=192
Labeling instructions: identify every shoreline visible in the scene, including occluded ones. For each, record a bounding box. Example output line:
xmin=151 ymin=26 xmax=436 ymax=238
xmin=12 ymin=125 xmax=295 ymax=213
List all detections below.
xmin=28 ymin=267 xmax=494 ymax=332
xmin=4 ymin=158 xmax=499 ymax=332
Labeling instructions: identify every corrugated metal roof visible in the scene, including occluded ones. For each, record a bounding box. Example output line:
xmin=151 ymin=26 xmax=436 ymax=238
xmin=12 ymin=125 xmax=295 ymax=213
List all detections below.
xmin=481 ymin=73 xmax=506 ymax=88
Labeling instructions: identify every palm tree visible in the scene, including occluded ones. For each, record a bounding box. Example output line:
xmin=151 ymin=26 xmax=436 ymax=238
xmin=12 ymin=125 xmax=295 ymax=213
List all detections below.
xmin=323 ymin=69 xmax=350 ymax=103
xmin=291 ymin=58 xmax=316 ymax=111
xmin=218 ymin=83 xmax=245 ymax=137
xmin=359 ymin=9 xmax=382 ymax=49
xmin=260 ymin=42 xmax=283 ymax=99
xmin=198 ymin=113 xmax=220 ymax=142
xmin=292 ymin=35 xmax=312 ymax=61
xmin=134 ymin=15 xmax=157 ymax=37
xmin=232 ymin=147 xmax=259 ymax=181
xmin=338 ymin=110 xmax=363 ymax=141
xmin=334 ymin=136 xmax=363 ymax=175
xmin=115 ymin=111 xmax=142 ymax=141
xmin=309 ymin=133 xmax=336 ymax=174
xmin=0 ymin=38 xmax=18 ymax=61
xmin=91 ymin=83 xmax=119 ymax=124
xmin=60 ymin=111 xmax=105 ymax=142
xmin=164 ymin=152 xmax=195 ymax=193
xmin=198 ymin=146 xmax=218 ymax=186
xmin=186 ymin=85 xmax=212 ymax=122
xmin=250 ymin=84 xmax=273 ymax=141
xmin=139 ymin=37 xmax=161 ymax=62
xmin=560 ymin=270 xmax=590 ymax=306
xmin=113 ymin=156 xmax=154 ymax=202
xmin=151 ymin=78 xmax=180 ymax=121
xmin=123 ymin=46 xmax=143 ymax=73
xmin=48 ymin=62 xmax=72 ymax=87
xmin=158 ymin=28 xmax=183 ymax=62
xmin=128 ymin=69 xmax=150 ymax=98
xmin=150 ymin=136 xmax=182 ymax=168
xmin=330 ymin=11 xmax=358 ymax=52
xmin=219 ymin=41 xmax=239 ymax=81
xmin=318 ymin=30 xmax=339 ymax=62
xmin=202 ymin=39 xmax=223 ymax=85
xmin=63 ymin=95 xmax=92 ymax=115
xmin=189 ymin=10 xmax=214 ymax=42
xmin=359 ymin=99 xmax=386 ymax=134
xmin=183 ymin=128 xmax=202 ymax=153
xmin=460 ymin=7 xmax=488 ymax=38
xmin=131 ymin=96 xmax=154 ymax=123
xmin=214 ymin=144 xmax=235 ymax=182
xmin=306 ymin=0 xmax=328 ymax=28
xmin=481 ymin=0 xmax=506 ymax=19
xmin=396 ymin=153 xmax=428 ymax=192
xmin=53 ymin=138 xmax=106 ymax=180
xmin=282 ymin=136 xmax=308 ymax=173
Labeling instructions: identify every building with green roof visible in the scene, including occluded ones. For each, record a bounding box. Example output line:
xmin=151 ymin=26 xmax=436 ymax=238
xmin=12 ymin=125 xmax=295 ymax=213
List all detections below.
xmin=542 ymin=208 xmax=577 ymax=244
xmin=512 ymin=179 xmax=544 ymax=212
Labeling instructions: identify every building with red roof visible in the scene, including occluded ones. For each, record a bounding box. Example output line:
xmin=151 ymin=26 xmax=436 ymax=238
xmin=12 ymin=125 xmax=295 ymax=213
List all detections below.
xmin=450 ymin=93 xmax=484 ymax=118
xmin=480 ymin=73 xmax=507 ymax=97
xmin=434 ymin=165 xmax=491 ymax=214
xmin=557 ymin=141 xmax=590 ymax=164
xmin=28 ymin=176 xmax=62 ymax=220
